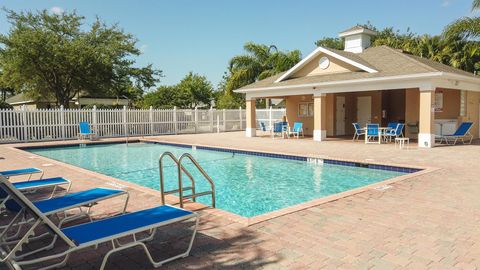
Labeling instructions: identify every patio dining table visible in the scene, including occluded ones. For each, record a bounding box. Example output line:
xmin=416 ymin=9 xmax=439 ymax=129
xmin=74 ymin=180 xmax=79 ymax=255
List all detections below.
xmin=364 ymin=127 xmax=392 ymax=144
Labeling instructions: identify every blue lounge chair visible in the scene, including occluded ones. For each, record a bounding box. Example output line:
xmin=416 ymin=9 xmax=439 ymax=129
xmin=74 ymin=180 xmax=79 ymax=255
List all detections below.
xmin=78 ymin=122 xmax=96 ymax=140
xmin=0 ymin=176 xmax=198 ymax=270
xmin=384 ymin=123 xmax=404 ymax=142
xmin=0 ymin=168 xmax=43 ymax=180
xmin=0 ymin=177 xmax=71 ymax=207
xmin=290 ymin=122 xmax=304 ymax=138
xmin=365 ymin=124 xmax=380 ymax=144
xmin=352 ymin=123 xmax=365 ymax=141
xmin=436 ymin=122 xmax=474 ymax=145
xmin=386 ymin=122 xmax=398 ymax=131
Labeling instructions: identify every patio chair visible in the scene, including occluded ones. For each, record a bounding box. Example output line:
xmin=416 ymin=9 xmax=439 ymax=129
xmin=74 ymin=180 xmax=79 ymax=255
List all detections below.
xmin=384 ymin=123 xmax=404 ymax=142
xmin=0 ymin=167 xmax=43 ymax=180
xmin=352 ymin=123 xmax=365 ymax=141
xmin=78 ymin=122 xmax=96 ymax=140
xmin=386 ymin=122 xmax=398 ymax=132
xmin=365 ymin=124 xmax=380 ymax=144
xmin=436 ymin=122 xmax=474 ymax=145
xmin=290 ymin=122 xmax=304 ymax=138
xmin=0 ymin=175 xmax=198 ymax=270
xmin=272 ymin=122 xmax=287 ymax=139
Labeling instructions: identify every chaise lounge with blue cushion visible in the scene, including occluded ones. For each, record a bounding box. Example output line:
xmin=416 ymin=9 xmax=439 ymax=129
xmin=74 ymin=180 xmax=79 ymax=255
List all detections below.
xmin=0 ymin=168 xmax=43 ymax=180
xmin=436 ymin=122 xmax=474 ymax=145
xmin=0 ymin=175 xmax=198 ymax=270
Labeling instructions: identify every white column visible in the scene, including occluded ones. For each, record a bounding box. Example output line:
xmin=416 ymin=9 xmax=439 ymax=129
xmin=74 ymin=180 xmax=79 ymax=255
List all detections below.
xmin=418 ymin=88 xmax=435 ymax=148
xmin=313 ymin=94 xmax=327 ymax=141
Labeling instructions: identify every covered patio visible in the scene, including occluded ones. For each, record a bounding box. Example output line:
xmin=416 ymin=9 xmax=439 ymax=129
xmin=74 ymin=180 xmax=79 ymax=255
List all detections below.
xmin=236 ymin=26 xmax=480 ymax=148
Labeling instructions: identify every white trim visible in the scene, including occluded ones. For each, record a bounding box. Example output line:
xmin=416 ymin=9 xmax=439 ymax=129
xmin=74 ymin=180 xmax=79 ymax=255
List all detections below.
xmin=236 ymin=72 xmax=480 ymax=97
xmin=313 ymin=130 xmax=327 ymax=141
xmin=274 ymin=47 xmax=378 ymax=83
xmin=418 ymin=133 xmax=435 ymax=148
xmin=245 ymin=128 xmax=256 ymax=137
xmin=339 ymin=28 xmax=378 ymax=37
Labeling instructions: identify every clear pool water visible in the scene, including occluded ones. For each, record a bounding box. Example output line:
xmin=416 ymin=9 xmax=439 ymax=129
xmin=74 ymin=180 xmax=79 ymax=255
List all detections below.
xmin=28 ymin=143 xmax=406 ymax=217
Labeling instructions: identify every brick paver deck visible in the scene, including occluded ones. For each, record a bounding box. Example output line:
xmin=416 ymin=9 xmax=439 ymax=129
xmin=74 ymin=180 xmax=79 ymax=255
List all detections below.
xmin=1 ymin=132 xmax=480 ymax=269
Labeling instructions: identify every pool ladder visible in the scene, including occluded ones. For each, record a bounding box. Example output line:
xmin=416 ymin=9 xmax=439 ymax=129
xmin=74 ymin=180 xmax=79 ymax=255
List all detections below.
xmin=159 ymin=152 xmax=216 ymax=208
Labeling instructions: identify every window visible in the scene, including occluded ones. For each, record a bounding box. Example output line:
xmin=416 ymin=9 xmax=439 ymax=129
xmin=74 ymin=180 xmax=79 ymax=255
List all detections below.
xmin=298 ymin=102 xmax=314 ymax=117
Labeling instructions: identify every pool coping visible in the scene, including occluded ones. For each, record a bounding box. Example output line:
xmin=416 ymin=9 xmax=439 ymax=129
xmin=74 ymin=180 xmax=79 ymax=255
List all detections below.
xmin=9 ymin=138 xmax=439 ymax=226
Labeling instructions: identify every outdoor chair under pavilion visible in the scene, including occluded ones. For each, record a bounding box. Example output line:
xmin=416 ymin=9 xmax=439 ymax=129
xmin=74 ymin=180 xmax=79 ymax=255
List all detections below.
xmin=365 ymin=124 xmax=380 ymax=144
xmin=290 ymin=122 xmax=304 ymax=138
xmin=0 ymin=175 xmax=198 ymax=270
xmin=384 ymin=123 xmax=405 ymax=142
xmin=352 ymin=123 xmax=366 ymax=141
xmin=78 ymin=122 xmax=96 ymax=140
xmin=436 ymin=122 xmax=474 ymax=145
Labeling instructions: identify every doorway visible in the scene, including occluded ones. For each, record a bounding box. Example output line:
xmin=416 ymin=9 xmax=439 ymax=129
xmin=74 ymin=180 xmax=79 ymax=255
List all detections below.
xmin=357 ymin=96 xmax=372 ymax=126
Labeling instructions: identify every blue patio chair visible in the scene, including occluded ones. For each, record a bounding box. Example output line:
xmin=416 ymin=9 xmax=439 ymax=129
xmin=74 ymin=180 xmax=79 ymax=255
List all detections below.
xmin=271 ymin=122 xmax=284 ymax=139
xmin=78 ymin=122 xmax=96 ymax=140
xmin=365 ymin=123 xmax=380 ymax=144
xmin=436 ymin=122 xmax=474 ymax=145
xmin=0 ymin=168 xmax=43 ymax=180
xmin=0 ymin=176 xmax=198 ymax=270
xmin=352 ymin=123 xmax=366 ymax=141
xmin=290 ymin=122 xmax=304 ymax=138
xmin=384 ymin=123 xmax=404 ymax=142
xmin=386 ymin=122 xmax=398 ymax=132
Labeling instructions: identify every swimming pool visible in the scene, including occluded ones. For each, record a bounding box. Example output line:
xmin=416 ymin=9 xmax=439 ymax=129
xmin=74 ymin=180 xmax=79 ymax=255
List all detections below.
xmin=27 ymin=142 xmax=411 ymax=218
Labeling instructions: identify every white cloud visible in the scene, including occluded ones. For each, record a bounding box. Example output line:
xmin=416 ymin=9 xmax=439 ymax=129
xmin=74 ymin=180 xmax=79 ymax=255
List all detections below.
xmin=50 ymin=6 xmax=64 ymax=15
xmin=441 ymin=0 xmax=453 ymax=7
xmin=139 ymin=44 xmax=148 ymax=54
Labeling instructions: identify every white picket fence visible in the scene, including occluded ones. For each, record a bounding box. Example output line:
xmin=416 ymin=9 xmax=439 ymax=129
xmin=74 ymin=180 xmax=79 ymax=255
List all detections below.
xmin=0 ymin=106 xmax=285 ymax=143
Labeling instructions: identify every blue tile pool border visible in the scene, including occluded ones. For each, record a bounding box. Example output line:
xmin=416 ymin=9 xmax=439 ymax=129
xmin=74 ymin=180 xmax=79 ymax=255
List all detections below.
xmin=145 ymin=141 xmax=422 ymax=174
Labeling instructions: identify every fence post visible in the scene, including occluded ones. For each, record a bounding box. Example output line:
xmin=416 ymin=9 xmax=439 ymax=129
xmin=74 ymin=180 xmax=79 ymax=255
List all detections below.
xmin=22 ymin=105 xmax=28 ymax=142
xmin=149 ymin=106 xmax=154 ymax=135
xmin=269 ymin=106 xmax=273 ymax=130
xmin=173 ymin=106 xmax=177 ymax=134
xmin=239 ymin=106 xmax=243 ymax=130
xmin=60 ymin=105 xmax=65 ymax=140
xmin=209 ymin=106 xmax=214 ymax=133
xmin=123 ymin=105 xmax=127 ymax=137
xmin=222 ymin=109 xmax=226 ymax=132
xmin=217 ymin=114 xmax=220 ymax=133
xmin=194 ymin=107 xmax=198 ymax=133
xmin=92 ymin=105 xmax=98 ymax=137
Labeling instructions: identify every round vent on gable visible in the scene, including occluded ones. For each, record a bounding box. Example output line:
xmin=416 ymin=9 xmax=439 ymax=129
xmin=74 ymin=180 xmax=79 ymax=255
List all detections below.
xmin=319 ymin=56 xmax=330 ymax=70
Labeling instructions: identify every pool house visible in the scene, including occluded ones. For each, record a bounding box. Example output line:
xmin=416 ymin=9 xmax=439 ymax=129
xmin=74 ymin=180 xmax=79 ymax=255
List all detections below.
xmin=235 ymin=26 xmax=480 ymax=147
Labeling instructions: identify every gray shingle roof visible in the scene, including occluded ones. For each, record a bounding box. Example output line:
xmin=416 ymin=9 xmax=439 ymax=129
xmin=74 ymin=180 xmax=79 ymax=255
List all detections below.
xmin=236 ymin=45 xmax=478 ymax=91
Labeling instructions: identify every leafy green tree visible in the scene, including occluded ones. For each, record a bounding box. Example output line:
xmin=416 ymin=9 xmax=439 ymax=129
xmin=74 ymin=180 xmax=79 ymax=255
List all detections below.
xmin=141 ymin=85 xmax=179 ymax=109
xmin=0 ymin=9 xmax=161 ymax=108
xmin=176 ymin=72 xmax=213 ymax=109
xmin=140 ymin=72 xmax=213 ymax=109
xmin=0 ymin=100 xmax=13 ymax=109
xmin=315 ymin=37 xmax=344 ymax=50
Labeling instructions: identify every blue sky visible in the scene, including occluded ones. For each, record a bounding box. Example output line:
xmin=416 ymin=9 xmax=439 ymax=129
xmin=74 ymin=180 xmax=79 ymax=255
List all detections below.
xmin=0 ymin=0 xmax=476 ymax=88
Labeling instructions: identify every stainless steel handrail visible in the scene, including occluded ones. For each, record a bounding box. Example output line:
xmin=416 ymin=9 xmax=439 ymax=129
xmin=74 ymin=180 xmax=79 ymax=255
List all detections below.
xmin=178 ymin=153 xmax=216 ymax=208
xmin=158 ymin=152 xmax=196 ymax=205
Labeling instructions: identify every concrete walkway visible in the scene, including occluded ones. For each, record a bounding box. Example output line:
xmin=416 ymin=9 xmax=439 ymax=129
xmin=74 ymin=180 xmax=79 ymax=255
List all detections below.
xmin=1 ymin=132 xmax=480 ymax=269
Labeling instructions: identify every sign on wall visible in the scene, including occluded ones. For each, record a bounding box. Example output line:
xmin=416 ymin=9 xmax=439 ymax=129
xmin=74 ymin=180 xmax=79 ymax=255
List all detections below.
xmin=434 ymin=92 xmax=443 ymax=112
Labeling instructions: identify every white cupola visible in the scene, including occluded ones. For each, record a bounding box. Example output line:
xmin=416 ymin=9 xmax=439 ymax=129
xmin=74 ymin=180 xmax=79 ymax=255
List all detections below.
xmin=338 ymin=26 xmax=378 ymax=54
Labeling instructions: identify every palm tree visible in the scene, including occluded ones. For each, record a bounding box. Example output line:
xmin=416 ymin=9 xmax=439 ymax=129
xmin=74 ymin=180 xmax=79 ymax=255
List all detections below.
xmin=225 ymin=42 xmax=301 ymax=94
xmin=443 ymin=0 xmax=480 ymax=39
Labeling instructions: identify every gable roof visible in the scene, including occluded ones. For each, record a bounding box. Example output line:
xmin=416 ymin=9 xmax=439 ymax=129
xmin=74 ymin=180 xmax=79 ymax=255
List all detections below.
xmin=236 ymin=45 xmax=479 ymax=93
xmin=274 ymin=46 xmax=378 ymax=83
